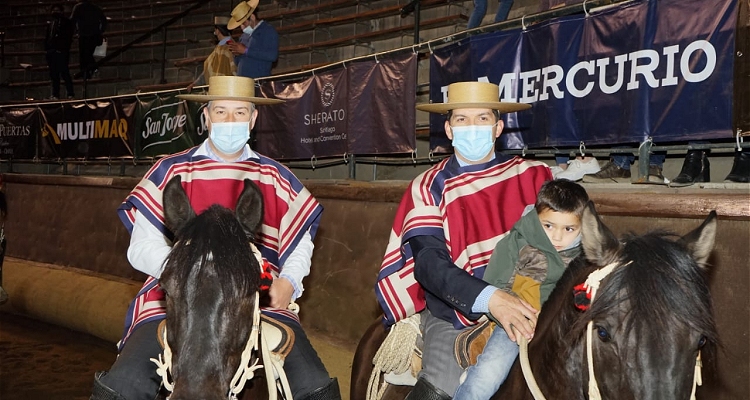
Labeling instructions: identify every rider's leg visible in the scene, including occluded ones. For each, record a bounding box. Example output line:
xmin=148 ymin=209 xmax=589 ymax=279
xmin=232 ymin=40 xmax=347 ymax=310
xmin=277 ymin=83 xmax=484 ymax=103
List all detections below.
xmin=282 ymin=319 xmax=341 ymax=399
xmin=91 ymin=320 xmax=163 ymax=400
xmin=452 ymin=327 xmax=519 ymax=400
xmin=411 ymin=310 xmax=465 ymax=397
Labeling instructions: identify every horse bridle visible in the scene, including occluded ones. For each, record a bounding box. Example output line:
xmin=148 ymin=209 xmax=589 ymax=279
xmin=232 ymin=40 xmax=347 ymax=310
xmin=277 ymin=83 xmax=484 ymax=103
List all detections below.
xmin=151 ymin=243 xmax=294 ymax=400
xmin=517 ymin=260 xmax=703 ymax=400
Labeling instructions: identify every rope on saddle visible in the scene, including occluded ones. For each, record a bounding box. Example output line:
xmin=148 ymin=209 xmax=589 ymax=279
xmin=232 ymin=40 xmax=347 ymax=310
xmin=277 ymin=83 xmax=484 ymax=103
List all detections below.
xmin=367 ymin=313 xmax=421 ymax=400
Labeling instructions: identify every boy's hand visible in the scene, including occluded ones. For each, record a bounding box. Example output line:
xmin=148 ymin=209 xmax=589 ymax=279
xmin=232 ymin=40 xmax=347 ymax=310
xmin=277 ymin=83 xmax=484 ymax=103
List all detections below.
xmin=488 ymin=290 xmax=538 ymax=342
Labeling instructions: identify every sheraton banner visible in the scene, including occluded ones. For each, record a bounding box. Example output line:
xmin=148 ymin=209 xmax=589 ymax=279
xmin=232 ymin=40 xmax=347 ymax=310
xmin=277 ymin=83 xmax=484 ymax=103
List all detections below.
xmin=256 ymin=52 xmax=417 ymax=160
xmin=429 ymin=0 xmax=737 ymax=152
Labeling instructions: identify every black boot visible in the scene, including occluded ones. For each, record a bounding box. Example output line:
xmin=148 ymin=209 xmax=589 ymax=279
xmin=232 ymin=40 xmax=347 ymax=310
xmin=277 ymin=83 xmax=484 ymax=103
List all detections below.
xmin=405 ymin=377 xmax=452 ymax=400
xmin=300 ymin=378 xmax=342 ymax=400
xmin=671 ymin=150 xmax=710 ymax=187
xmin=90 ymin=371 xmax=127 ymax=400
xmin=725 ymin=150 xmax=750 ymax=183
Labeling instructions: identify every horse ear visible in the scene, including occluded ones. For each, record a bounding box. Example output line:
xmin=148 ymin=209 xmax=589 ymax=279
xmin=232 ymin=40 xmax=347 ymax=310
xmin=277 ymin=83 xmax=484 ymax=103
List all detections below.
xmin=236 ymin=179 xmax=264 ymax=237
xmin=581 ymin=201 xmax=621 ymax=266
xmin=163 ymin=176 xmax=196 ymax=233
xmin=680 ymin=210 xmax=717 ymax=268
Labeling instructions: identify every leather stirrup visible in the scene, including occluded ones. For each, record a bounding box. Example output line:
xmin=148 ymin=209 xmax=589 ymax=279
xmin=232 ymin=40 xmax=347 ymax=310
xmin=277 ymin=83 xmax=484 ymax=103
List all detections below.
xmin=299 ymin=377 xmax=342 ymax=400
xmin=405 ymin=377 xmax=452 ymax=400
xmin=90 ymin=371 xmax=127 ymax=400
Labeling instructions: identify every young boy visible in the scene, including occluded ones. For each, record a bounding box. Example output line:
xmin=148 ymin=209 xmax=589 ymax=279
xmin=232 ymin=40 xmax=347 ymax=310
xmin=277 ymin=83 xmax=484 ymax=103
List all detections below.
xmin=453 ymin=179 xmax=590 ymax=400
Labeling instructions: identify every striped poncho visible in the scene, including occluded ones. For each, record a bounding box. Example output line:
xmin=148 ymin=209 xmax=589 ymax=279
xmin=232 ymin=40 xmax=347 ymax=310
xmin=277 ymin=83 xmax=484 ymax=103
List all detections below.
xmin=375 ymin=154 xmax=551 ymax=328
xmin=116 ymin=143 xmax=322 ymax=349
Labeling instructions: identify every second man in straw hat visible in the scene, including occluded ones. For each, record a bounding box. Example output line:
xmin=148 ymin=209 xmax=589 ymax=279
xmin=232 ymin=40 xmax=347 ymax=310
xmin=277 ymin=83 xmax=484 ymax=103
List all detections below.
xmin=226 ymin=0 xmax=279 ymax=79
xmin=92 ymin=75 xmax=341 ymax=400
xmin=375 ymin=81 xmax=553 ymax=399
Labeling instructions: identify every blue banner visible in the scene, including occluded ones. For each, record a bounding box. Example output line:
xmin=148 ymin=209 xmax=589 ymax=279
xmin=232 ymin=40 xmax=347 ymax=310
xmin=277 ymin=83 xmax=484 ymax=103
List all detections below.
xmin=429 ymin=0 xmax=737 ymax=152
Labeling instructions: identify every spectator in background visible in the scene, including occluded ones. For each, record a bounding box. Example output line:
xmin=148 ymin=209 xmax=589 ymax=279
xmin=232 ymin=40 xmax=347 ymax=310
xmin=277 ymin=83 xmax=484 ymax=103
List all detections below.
xmin=186 ymin=16 xmax=237 ymax=92
xmin=227 ymin=0 xmax=279 ymax=79
xmin=70 ymin=0 xmax=107 ymax=79
xmin=45 ymin=4 xmax=75 ymax=100
xmin=467 ymin=0 xmax=514 ymax=29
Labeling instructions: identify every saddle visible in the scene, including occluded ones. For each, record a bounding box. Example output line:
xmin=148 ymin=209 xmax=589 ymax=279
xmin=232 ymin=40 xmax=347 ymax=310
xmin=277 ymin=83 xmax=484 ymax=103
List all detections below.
xmin=453 ymin=319 xmax=496 ymax=369
xmin=156 ymin=315 xmax=295 ymax=360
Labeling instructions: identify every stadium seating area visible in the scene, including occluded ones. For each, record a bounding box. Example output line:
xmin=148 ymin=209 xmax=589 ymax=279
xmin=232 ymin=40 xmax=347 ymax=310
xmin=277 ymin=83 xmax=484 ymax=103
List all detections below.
xmin=0 ymin=0 xmax=530 ymax=101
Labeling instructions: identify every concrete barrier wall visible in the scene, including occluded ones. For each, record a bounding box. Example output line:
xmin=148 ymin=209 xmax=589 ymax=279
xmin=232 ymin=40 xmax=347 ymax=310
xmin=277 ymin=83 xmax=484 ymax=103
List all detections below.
xmin=1 ymin=174 xmax=748 ymax=398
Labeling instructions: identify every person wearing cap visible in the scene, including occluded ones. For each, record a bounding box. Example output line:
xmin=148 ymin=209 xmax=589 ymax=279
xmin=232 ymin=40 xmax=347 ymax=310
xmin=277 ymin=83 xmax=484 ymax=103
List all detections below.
xmin=226 ymin=0 xmax=279 ymax=79
xmin=186 ymin=16 xmax=237 ymax=92
xmin=91 ymin=75 xmax=340 ymax=400
xmin=375 ymin=81 xmax=551 ymax=399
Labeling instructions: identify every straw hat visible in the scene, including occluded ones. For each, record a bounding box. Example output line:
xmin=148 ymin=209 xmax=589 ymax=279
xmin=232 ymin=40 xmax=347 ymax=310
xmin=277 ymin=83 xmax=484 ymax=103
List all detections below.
xmin=177 ymin=76 xmax=283 ymax=105
xmin=416 ymin=82 xmax=531 ymax=114
xmin=213 ymin=16 xmax=230 ymax=26
xmin=227 ymin=0 xmax=259 ymax=30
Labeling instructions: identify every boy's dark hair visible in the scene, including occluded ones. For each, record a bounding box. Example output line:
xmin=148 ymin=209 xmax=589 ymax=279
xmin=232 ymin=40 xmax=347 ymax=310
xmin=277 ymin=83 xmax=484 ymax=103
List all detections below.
xmin=534 ymin=179 xmax=589 ymax=217
xmin=446 ymin=109 xmax=502 ymax=122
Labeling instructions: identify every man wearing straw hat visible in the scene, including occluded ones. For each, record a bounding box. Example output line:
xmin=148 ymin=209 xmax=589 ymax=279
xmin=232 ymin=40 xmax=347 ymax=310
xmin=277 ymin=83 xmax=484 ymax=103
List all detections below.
xmin=375 ymin=81 xmax=552 ymax=399
xmin=91 ymin=75 xmax=340 ymax=400
xmin=226 ymin=0 xmax=279 ymax=79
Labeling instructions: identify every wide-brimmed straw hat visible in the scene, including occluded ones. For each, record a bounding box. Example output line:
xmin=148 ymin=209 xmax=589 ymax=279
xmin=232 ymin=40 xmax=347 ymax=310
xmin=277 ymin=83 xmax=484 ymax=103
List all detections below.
xmin=227 ymin=0 xmax=259 ymax=30
xmin=416 ymin=81 xmax=531 ymax=114
xmin=177 ymin=76 xmax=283 ymax=105
xmin=213 ymin=16 xmax=230 ymax=26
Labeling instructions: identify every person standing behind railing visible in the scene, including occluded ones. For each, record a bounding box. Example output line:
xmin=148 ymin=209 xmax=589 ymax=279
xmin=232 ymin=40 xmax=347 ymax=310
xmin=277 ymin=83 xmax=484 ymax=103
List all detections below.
xmin=186 ymin=16 xmax=237 ymax=92
xmin=70 ymin=0 xmax=107 ymax=79
xmin=226 ymin=0 xmax=278 ymax=79
xmin=45 ymin=4 xmax=75 ymax=100
xmin=467 ymin=0 xmax=514 ymax=29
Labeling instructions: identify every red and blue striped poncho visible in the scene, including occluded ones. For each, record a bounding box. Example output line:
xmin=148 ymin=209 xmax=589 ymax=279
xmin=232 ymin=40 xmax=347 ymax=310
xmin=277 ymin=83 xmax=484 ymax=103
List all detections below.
xmin=376 ymin=155 xmax=551 ymax=328
xmin=116 ymin=144 xmax=322 ymax=349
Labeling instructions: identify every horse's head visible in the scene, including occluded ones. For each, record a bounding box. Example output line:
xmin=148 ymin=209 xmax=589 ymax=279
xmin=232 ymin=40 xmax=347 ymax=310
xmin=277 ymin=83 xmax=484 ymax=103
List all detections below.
xmin=159 ymin=176 xmax=264 ymax=400
xmin=568 ymin=203 xmax=718 ymax=399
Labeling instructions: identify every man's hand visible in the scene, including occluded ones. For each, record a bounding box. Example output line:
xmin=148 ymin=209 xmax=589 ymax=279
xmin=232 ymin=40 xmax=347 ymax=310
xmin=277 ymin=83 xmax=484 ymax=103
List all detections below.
xmin=268 ymin=277 xmax=294 ymax=309
xmin=227 ymin=41 xmax=247 ymax=56
xmin=488 ymin=290 xmax=538 ymax=342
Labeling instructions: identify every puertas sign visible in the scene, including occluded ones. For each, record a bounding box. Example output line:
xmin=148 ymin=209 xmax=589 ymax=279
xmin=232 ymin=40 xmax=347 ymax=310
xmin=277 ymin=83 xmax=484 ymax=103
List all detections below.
xmin=256 ymin=52 xmax=417 ymax=160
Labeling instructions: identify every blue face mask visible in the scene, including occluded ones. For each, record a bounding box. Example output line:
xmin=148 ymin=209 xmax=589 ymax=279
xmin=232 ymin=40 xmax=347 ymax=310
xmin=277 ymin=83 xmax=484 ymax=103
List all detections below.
xmin=450 ymin=124 xmax=496 ymax=162
xmin=209 ymin=121 xmax=250 ymax=154
xmin=242 ymin=25 xmax=255 ymax=35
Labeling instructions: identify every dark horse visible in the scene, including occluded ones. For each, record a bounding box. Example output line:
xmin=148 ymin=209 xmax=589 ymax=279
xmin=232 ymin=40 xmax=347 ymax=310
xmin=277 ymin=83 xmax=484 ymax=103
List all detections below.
xmin=158 ymin=175 xmax=265 ymax=400
xmin=352 ymin=204 xmax=718 ymax=400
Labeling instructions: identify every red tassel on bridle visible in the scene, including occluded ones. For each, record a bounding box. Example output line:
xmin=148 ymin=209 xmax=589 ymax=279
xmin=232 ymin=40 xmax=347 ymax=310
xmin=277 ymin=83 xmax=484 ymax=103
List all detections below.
xmin=573 ymin=283 xmax=592 ymax=311
xmin=259 ymin=260 xmax=274 ymax=291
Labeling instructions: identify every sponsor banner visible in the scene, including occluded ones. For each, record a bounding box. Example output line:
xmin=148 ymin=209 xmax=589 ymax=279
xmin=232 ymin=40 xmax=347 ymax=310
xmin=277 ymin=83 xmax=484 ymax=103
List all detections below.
xmin=256 ymin=52 xmax=417 ymax=160
xmin=38 ymin=99 xmax=136 ymax=158
xmin=429 ymin=0 xmax=737 ymax=150
xmin=0 ymin=107 xmax=38 ymax=159
xmin=135 ymin=92 xmax=203 ymax=158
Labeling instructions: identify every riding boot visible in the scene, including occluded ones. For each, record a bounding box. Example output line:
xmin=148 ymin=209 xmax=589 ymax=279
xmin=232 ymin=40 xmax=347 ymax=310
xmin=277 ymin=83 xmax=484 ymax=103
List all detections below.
xmin=299 ymin=378 xmax=342 ymax=400
xmin=90 ymin=371 xmax=127 ymax=400
xmin=671 ymin=150 xmax=710 ymax=187
xmin=725 ymin=150 xmax=750 ymax=183
xmin=405 ymin=377 xmax=452 ymax=400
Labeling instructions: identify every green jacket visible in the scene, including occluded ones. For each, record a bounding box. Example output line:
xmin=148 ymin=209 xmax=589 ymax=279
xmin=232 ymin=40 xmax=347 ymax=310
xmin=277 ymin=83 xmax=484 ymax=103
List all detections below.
xmin=483 ymin=209 xmax=581 ymax=310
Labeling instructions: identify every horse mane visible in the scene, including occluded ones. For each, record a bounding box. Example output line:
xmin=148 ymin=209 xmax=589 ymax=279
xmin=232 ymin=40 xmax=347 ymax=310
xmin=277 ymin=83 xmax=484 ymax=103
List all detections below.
xmin=164 ymin=204 xmax=261 ymax=300
xmin=521 ymin=230 xmax=719 ymax=394
xmin=571 ymin=230 xmax=719 ymax=363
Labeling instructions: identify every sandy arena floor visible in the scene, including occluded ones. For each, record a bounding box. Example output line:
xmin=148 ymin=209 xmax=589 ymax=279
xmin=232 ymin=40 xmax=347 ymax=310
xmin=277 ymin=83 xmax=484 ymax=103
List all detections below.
xmin=0 ymin=312 xmax=354 ymax=400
